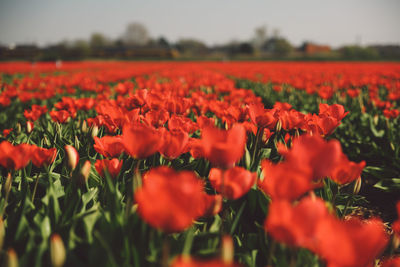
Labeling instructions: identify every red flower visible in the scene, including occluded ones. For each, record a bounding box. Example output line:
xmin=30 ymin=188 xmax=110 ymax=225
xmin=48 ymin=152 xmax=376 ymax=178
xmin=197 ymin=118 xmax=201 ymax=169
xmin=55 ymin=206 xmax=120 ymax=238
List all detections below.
xmin=315 ymin=217 xmax=389 ymax=267
xmin=2 ymin=128 xmax=12 ymax=137
xmin=392 ymin=201 xmax=400 ymax=237
xmin=279 ymin=134 xmax=342 ymax=181
xmin=259 ymin=159 xmax=317 ymax=201
xmin=50 ymin=110 xmax=71 ymax=123
xmin=330 ymin=155 xmax=366 ymax=185
xmin=24 ymin=105 xmax=48 ymax=121
xmin=265 ymin=197 xmax=329 ymax=250
xmin=159 ymin=128 xmax=189 ymax=159
xmin=93 ymin=136 xmax=125 ymax=158
xmin=199 ymin=124 xmax=246 ymax=168
xmin=381 ymin=257 xmax=400 ymax=267
xmin=319 ymin=103 xmax=349 ymax=121
xmin=0 ymin=141 xmax=33 ymax=170
xmin=122 ymin=122 xmax=161 ymax=159
xmin=31 ymin=147 xmax=57 ymax=168
xmin=94 ymin=158 xmax=123 ymax=179
xmin=209 ymin=167 xmax=256 ymax=199
xmin=170 ymin=256 xmax=243 ymax=267
xmin=135 ymin=166 xmax=207 ymax=233
xmin=248 ymin=103 xmax=278 ymax=129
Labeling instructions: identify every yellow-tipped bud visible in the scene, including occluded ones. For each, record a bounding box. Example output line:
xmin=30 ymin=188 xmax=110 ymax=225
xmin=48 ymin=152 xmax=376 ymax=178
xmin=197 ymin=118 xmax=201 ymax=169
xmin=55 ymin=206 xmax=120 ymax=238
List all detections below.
xmin=64 ymin=145 xmax=79 ymax=171
xmin=91 ymin=125 xmax=99 ymax=138
xmin=27 ymin=121 xmax=34 ymax=134
xmin=50 ymin=234 xmax=66 ymax=267
xmin=5 ymin=173 xmax=12 ymax=197
xmin=353 ymin=177 xmax=362 ymax=195
xmin=78 ymin=160 xmax=91 ymax=185
xmin=221 ymin=235 xmax=234 ymax=264
xmin=6 ymin=249 xmax=18 ymax=267
xmin=0 ymin=218 xmax=4 ymax=251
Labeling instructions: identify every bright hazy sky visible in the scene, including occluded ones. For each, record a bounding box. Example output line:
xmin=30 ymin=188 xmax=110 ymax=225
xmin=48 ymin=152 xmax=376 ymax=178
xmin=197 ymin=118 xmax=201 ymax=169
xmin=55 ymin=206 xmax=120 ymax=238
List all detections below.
xmin=0 ymin=0 xmax=399 ymax=48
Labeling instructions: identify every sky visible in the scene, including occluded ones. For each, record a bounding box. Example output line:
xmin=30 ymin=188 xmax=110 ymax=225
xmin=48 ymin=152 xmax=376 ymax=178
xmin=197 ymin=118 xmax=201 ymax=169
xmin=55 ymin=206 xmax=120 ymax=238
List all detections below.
xmin=0 ymin=0 xmax=399 ymax=48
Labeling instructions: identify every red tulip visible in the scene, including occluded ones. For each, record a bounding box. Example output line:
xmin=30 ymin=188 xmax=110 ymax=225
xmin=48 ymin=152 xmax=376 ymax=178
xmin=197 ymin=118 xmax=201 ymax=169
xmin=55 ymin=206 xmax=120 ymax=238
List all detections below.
xmin=381 ymin=257 xmax=400 ymax=267
xmin=393 ymin=201 xmax=400 ymax=238
xmin=170 ymin=255 xmax=244 ymax=267
xmin=93 ymin=136 xmax=125 ymax=158
xmin=209 ymin=167 xmax=256 ymax=199
xmin=315 ymin=216 xmax=389 ymax=267
xmin=265 ymin=196 xmax=329 ymax=250
xmin=122 ymin=122 xmax=161 ymax=159
xmin=31 ymin=147 xmax=57 ymax=168
xmin=135 ymin=166 xmax=207 ymax=233
xmin=50 ymin=110 xmax=71 ymax=123
xmin=259 ymin=159 xmax=318 ymax=201
xmin=0 ymin=141 xmax=33 ymax=170
xmin=94 ymin=158 xmax=123 ymax=179
xmin=200 ymin=124 xmax=246 ymax=169
xmin=159 ymin=128 xmax=189 ymax=159
xmin=330 ymin=155 xmax=366 ymax=185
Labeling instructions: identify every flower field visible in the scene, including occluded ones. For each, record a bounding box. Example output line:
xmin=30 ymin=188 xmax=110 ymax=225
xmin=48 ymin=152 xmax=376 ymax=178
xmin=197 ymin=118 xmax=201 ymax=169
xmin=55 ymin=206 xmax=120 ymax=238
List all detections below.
xmin=0 ymin=61 xmax=400 ymax=266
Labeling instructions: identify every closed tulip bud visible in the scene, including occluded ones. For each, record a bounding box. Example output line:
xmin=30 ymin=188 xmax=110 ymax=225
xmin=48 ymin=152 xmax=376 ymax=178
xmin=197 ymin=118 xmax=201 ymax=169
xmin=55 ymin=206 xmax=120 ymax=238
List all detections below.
xmin=50 ymin=234 xmax=66 ymax=267
xmin=353 ymin=177 xmax=362 ymax=195
xmin=6 ymin=249 xmax=18 ymax=267
xmin=221 ymin=235 xmax=234 ymax=264
xmin=64 ymin=145 xmax=79 ymax=170
xmin=393 ymin=235 xmax=400 ymax=250
xmin=81 ymin=120 xmax=88 ymax=133
xmin=91 ymin=125 xmax=99 ymax=138
xmin=16 ymin=123 xmax=21 ymax=133
xmin=275 ymin=119 xmax=282 ymax=132
xmin=5 ymin=173 xmax=12 ymax=197
xmin=26 ymin=121 xmax=34 ymax=134
xmin=0 ymin=219 xmax=4 ymax=251
xmin=78 ymin=160 xmax=91 ymax=184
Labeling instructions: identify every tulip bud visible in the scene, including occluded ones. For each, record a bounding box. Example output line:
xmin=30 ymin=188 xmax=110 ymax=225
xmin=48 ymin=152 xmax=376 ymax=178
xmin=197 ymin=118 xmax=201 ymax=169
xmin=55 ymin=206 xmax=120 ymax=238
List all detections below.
xmin=91 ymin=125 xmax=99 ymax=138
xmin=78 ymin=160 xmax=91 ymax=185
xmin=393 ymin=235 xmax=400 ymax=251
xmin=6 ymin=249 xmax=18 ymax=267
xmin=353 ymin=177 xmax=362 ymax=195
xmin=64 ymin=145 xmax=79 ymax=170
xmin=0 ymin=218 xmax=4 ymax=251
xmin=4 ymin=173 xmax=12 ymax=202
xmin=50 ymin=234 xmax=66 ymax=267
xmin=26 ymin=121 xmax=34 ymax=134
xmin=221 ymin=235 xmax=234 ymax=264
xmin=81 ymin=120 xmax=88 ymax=133
xmin=275 ymin=119 xmax=282 ymax=132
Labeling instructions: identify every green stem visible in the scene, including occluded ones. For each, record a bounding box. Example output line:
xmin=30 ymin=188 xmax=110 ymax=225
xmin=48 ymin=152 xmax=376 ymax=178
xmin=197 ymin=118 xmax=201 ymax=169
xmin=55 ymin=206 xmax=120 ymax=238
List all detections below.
xmin=31 ymin=173 xmax=40 ymax=203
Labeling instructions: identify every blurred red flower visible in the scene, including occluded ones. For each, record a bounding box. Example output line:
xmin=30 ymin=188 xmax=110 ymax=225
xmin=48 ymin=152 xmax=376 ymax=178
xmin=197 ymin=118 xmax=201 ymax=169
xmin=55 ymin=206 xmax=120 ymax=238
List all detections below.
xmin=199 ymin=124 xmax=246 ymax=169
xmin=93 ymin=136 xmax=125 ymax=158
xmin=0 ymin=141 xmax=33 ymax=170
xmin=135 ymin=166 xmax=210 ymax=233
xmin=31 ymin=147 xmax=57 ymax=168
xmin=209 ymin=167 xmax=256 ymax=199
xmin=122 ymin=122 xmax=161 ymax=159
xmin=94 ymin=158 xmax=123 ymax=179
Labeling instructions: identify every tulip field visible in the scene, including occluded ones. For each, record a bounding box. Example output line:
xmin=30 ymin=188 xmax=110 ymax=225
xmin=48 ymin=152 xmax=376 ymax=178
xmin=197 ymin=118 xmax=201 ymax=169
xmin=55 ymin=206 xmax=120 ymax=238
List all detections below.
xmin=1 ymin=61 xmax=400 ymax=267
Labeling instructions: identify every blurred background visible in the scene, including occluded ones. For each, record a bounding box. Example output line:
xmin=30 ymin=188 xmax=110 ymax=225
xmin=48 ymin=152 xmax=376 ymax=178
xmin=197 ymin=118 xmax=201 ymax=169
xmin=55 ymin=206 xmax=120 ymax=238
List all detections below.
xmin=0 ymin=0 xmax=399 ymax=61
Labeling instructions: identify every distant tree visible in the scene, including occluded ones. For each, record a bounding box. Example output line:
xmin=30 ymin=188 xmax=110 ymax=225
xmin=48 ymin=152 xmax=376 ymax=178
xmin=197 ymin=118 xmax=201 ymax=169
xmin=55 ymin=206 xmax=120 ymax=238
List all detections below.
xmin=176 ymin=39 xmax=208 ymax=55
xmin=274 ymin=38 xmax=292 ymax=56
xmin=341 ymin=45 xmax=379 ymax=60
xmin=157 ymin=37 xmax=170 ymax=48
xmin=238 ymin=42 xmax=254 ymax=54
xmin=89 ymin=33 xmax=108 ymax=49
xmin=122 ymin=22 xmax=150 ymax=46
xmin=253 ymin=25 xmax=268 ymax=50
